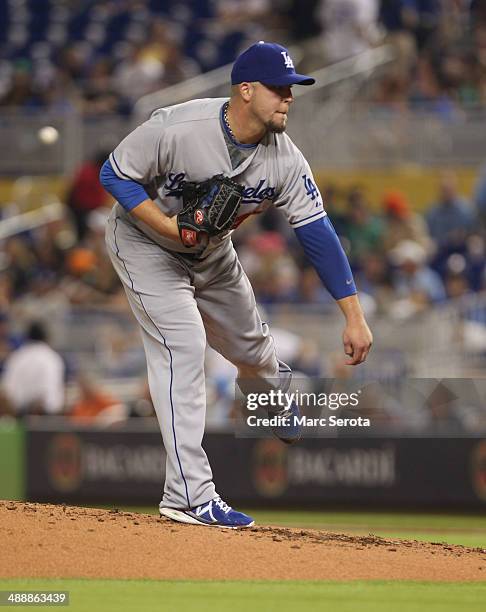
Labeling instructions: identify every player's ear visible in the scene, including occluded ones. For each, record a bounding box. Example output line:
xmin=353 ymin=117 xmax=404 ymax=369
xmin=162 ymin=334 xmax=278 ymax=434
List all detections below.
xmin=239 ymin=82 xmax=254 ymax=102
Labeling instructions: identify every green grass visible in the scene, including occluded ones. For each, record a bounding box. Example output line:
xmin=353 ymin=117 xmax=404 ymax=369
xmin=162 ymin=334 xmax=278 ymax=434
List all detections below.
xmin=103 ymin=506 xmax=486 ymax=548
xmin=247 ymin=510 xmax=486 ymax=531
xmin=0 ymin=580 xmax=485 ymax=612
xmin=248 ymin=510 xmax=486 ymax=548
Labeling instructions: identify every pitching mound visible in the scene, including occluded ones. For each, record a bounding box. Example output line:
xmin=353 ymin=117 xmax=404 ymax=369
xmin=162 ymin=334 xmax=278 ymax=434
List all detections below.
xmin=1 ymin=501 xmax=485 ymax=581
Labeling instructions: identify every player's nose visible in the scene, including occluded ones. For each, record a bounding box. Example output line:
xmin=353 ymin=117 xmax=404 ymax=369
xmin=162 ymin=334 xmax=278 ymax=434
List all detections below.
xmin=283 ymin=87 xmax=294 ymax=103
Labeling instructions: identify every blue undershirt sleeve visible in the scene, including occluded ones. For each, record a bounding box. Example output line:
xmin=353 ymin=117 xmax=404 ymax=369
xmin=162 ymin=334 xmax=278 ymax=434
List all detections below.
xmin=294 ymin=216 xmax=357 ymax=300
xmin=99 ymin=158 xmax=150 ymax=211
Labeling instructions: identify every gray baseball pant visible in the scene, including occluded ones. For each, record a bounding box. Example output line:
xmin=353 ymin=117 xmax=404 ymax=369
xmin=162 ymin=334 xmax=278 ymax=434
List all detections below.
xmin=105 ymin=211 xmax=290 ymax=509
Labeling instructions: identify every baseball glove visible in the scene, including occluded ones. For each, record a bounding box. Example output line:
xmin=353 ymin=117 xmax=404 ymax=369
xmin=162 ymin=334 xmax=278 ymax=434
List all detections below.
xmin=177 ymin=174 xmax=244 ymax=247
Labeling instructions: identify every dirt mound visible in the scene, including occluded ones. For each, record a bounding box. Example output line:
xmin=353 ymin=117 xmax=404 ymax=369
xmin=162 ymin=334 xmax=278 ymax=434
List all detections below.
xmin=1 ymin=501 xmax=485 ymax=581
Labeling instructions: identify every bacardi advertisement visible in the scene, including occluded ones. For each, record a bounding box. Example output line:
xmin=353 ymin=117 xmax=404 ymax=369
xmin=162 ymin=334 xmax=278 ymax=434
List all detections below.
xmin=26 ymin=425 xmax=486 ymax=509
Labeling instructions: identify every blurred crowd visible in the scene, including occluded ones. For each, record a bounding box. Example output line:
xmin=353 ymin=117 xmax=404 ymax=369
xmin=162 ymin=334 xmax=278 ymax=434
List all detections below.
xmin=296 ymin=0 xmax=486 ymax=114
xmin=371 ymin=0 xmax=486 ymax=117
xmin=0 ymin=155 xmax=486 ymax=427
xmin=1 ymin=0 xmax=486 ymax=427
xmin=233 ymin=168 xmax=486 ymax=320
xmin=2 ymin=156 xmax=486 ymax=325
xmin=0 ymin=0 xmax=285 ymax=115
xmin=0 ymin=1 xmax=485 ymax=115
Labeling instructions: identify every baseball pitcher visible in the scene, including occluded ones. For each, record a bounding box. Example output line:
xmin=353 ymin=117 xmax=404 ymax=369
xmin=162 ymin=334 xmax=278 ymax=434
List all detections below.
xmin=100 ymin=42 xmax=373 ymax=528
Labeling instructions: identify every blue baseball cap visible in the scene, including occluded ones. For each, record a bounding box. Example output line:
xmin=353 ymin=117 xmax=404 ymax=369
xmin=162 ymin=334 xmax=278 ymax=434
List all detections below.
xmin=231 ymin=41 xmax=315 ymax=87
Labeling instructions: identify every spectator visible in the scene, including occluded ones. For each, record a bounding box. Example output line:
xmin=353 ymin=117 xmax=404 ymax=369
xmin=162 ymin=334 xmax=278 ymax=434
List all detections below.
xmin=255 ymin=233 xmax=301 ymax=303
xmin=465 ymin=234 xmax=486 ymax=292
xmin=425 ymin=171 xmax=475 ymax=251
xmin=471 ymin=0 xmax=486 ymax=23
xmin=444 ymin=271 xmax=470 ymax=299
xmin=66 ymin=151 xmax=112 ymax=241
xmin=11 ymin=271 xmax=70 ymax=342
xmin=0 ymin=275 xmax=13 ymax=313
xmin=321 ymin=184 xmax=347 ymax=235
xmin=474 ymin=161 xmax=486 ymax=225
xmin=341 ymin=187 xmax=384 ymax=268
xmin=409 ymin=55 xmax=461 ymax=119
xmin=388 ymin=239 xmax=446 ymax=317
xmin=112 ymin=43 xmax=165 ymax=108
xmin=114 ymin=17 xmax=199 ymax=96
xmin=1 ymin=321 xmax=65 ymax=416
xmin=62 ymin=207 xmax=121 ymax=303
xmin=81 ymin=58 xmax=121 ymax=117
xmin=298 ymin=266 xmax=333 ymax=304
xmin=382 ymin=190 xmax=432 ymax=254
xmin=286 ymin=0 xmax=323 ymax=72
xmin=255 ymin=257 xmax=299 ymax=304
xmin=372 ymin=71 xmax=410 ymax=116
xmin=379 ymin=0 xmax=418 ymax=78
xmin=69 ymin=372 xmax=126 ymax=426
xmin=160 ymin=43 xmax=200 ymax=87
xmin=0 ymin=60 xmax=42 ymax=109
xmin=422 ymin=381 xmax=472 ymax=433
xmin=4 ymin=235 xmax=42 ymax=298
xmin=214 ymin=0 xmax=273 ymax=39
xmin=354 ymin=252 xmax=395 ymax=314
xmin=408 ymin=0 xmax=443 ymax=52
xmin=0 ymin=312 xmax=22 ymax=374
xmin=317 ymin=0 xmax=381 ymax=65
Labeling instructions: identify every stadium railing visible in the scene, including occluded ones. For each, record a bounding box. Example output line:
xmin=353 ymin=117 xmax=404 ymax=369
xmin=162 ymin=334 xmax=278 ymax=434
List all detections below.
xmin=9 ymin=296 xmax=484 ymax=387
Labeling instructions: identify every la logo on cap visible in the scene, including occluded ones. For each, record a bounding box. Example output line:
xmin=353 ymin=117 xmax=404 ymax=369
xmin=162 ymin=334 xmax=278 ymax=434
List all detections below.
xmin=258 ymin=40 xmax=295 ymax=70
xmin=281 ymin=51 xmax=294 ymax=69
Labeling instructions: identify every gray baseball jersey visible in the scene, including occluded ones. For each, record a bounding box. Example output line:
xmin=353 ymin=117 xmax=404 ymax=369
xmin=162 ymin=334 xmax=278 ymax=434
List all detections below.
xmin=105 ymin=98 xmax=325 ymax=510
xmin=109 ymin=97 xmax=327 ymax=256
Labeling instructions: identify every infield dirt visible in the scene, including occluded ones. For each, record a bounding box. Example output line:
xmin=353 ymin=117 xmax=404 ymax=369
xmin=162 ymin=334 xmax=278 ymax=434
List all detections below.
xmin=1 ymin=501 xmax=485 ymax=581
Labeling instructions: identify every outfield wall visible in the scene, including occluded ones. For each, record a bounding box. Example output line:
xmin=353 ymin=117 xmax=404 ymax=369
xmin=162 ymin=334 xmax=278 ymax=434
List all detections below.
xmin=22 ymin=424 xmax=486 ymax=510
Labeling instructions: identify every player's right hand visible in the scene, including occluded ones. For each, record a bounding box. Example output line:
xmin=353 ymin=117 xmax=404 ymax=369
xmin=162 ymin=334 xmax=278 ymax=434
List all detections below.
xmin=342 ymin=318 xmax=373 ymax=365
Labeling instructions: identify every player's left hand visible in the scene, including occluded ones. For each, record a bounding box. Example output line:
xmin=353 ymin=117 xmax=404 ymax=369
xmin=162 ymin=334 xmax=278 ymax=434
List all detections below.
xmin=177 ymin=175 xmax=244 ymax=247
xmin=342 ymin=318 xmax=373 ymax=365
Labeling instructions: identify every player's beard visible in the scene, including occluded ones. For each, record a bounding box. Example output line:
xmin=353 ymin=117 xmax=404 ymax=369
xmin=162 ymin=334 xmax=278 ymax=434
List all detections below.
xmin=265 ymin=113 xmax=288 ymax=134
